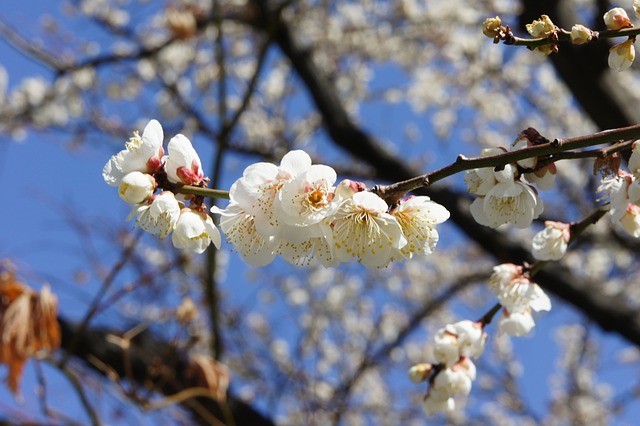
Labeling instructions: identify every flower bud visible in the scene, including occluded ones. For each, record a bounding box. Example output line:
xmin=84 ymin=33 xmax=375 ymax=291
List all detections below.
xmin=118 ymin=171 xmax=155 ymax=204
xmin=408 ymin=363 xmax=433 ymax=383
xmin=635 ymin=0 xmax=640 ymax=19
xmin=603 ymin=8 xmax=632 ymax=30
xmin=608 ymin=39 xmax=636 ymax=72
xmin=570 ymin=24 xmax=593 ymax=45
xmin=482 ymin=16 xmax=502 ymax=38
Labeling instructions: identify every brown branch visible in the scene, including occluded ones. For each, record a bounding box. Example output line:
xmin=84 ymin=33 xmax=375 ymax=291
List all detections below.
xmin=57 ymin=317 xmax=276 ymax=426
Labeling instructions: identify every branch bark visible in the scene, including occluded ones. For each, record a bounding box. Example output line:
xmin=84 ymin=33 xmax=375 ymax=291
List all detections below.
xmin=58 ymin=317 xmax=276 ymax=426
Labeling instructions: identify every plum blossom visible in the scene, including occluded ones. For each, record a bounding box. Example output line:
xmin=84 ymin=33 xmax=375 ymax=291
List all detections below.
xmin=232 ymin=150 xmax=312 ymax=236
xmin=598 ymin=171 xmax=640 ymax=238
xmin=103 ymin=119 xmax=164 ymax=186
xmin=469 ymin=163 xmax=543 ymax=229
xmin=128 ymin=191 xmax=181 ymax=239
xmin=391 ymin=196 xmax=450 ymax=258
xmin=608 ymin=39 xmax=636 ymax=72
xmin=423 ymin=358 xmax=477 ymax=415
xmin=118 ymin=171 xmax=155 ymax=204
xmin=165 ymin=134 xmax=204 ymax=185
xmin=433 ymin=320 xmax=486 ymax=366
xmin=172 ymin=209 xmax=221 ymax=254
xmin=497 ymin=309 xmax=536 ymax=336
xmin=331 ymin=191 xmax=407 ymax=268
xmin=532 ymin=221 xmax=570 ymax=261
xmin=211 ymin=202 xmax=276 ymax=267
xmin=489 ymin=263 xmax=551 ymax=336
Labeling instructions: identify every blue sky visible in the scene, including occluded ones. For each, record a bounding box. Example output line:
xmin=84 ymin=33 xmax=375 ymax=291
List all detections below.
xmin=1 ymin=1 xmax=640 ymax=425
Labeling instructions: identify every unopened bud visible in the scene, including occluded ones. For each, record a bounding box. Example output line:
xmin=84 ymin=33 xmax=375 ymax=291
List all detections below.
xmin=408 ymin=363 xmax=433 ymax=383
xmin=608 ymin=39 xmax=636 ymax=72
xmin=570 ymin=24 xmax=593 ymax=45
xmin=603 ymin=8 xmax=632 ymax=30
xmin=482 ymin=16 xmax=502 ymax=38
xmin=118 ymin=171 xmax=156 ymax=204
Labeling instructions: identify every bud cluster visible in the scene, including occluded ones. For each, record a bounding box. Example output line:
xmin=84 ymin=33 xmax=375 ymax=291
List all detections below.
xmin=408 ymin=320 xmax=487 ymax=415
xmin=103 ymin=120 xmax=221 ymax=253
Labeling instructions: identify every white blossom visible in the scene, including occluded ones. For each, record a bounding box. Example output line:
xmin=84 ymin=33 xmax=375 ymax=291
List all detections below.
xmin=391 ymin=196 xmax=450 ymax=257
xmin=128 ymin=191 xmax=181 ymax=239
xmin=211 ymin=202 xmax=276 ymax=267
xmin=103 ymin=119 xmax=164 ymax=186
xmin=331 ymin=191 xmax=407 ymax=268
xmin=172 ymin=209 xmax=221 ymax=253
xmin=532 ymin=221 xmax=570 ymax=261
xmin=497 ymin=309 xmax=536 ymax=336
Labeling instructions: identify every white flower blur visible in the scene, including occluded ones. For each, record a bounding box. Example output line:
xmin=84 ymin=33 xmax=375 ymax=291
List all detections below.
xmin=620 ymin=204 xmax=640 ymax=237
xmin=128 ymin=191 xmax=181 ymax=239
xmin=532 ymin=221 xmax=570 ymax=261
xmin=165 ymin=134 xmax=204 ymax=185
xmin=423 ymin=358 xmax=477 ymax=415
xmin=608 ymin=39 xmax=636 ymax=72
xmin=172 ymin=209 xmax=221 ymax=254
xmin=103 ymin=119 xmax=164 ymax=186
xmin=331 ymin=191 xmax=407 ymax=268
xmin=629 ymin=141 xmax=640 ymax=175
xmin=433 ymin=320 xmax=486 ymax=366
xmin=391 ymin=196 xmax=450 ymax=257
xmin=408 ymin=363 xmax=433 ymax=384
xmin=497 ymin=309 xmax=536 ymax=336
xmin=118 ymin=171 xmax=156 ymax=204
xmin=489 ymin=263 xmax=551 ymax=336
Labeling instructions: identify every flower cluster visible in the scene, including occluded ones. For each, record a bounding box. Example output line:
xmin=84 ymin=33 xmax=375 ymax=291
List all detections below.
xmin=597 ymin=141 xmax=640 ymax=237
xmin=212 ymin=151 xmax=450 ymax=268
xmin=408 ymin=320 xmax=486 ymax=415
xmin=103 ymin=120 xmax=221 ymax=253
xmin=464 ymin=136 xmax=555 ymax=229
xmin=489 ymin=264 xmax=551 ymax=336
xmin=525 ymin=15 xmax=557 ymax=55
